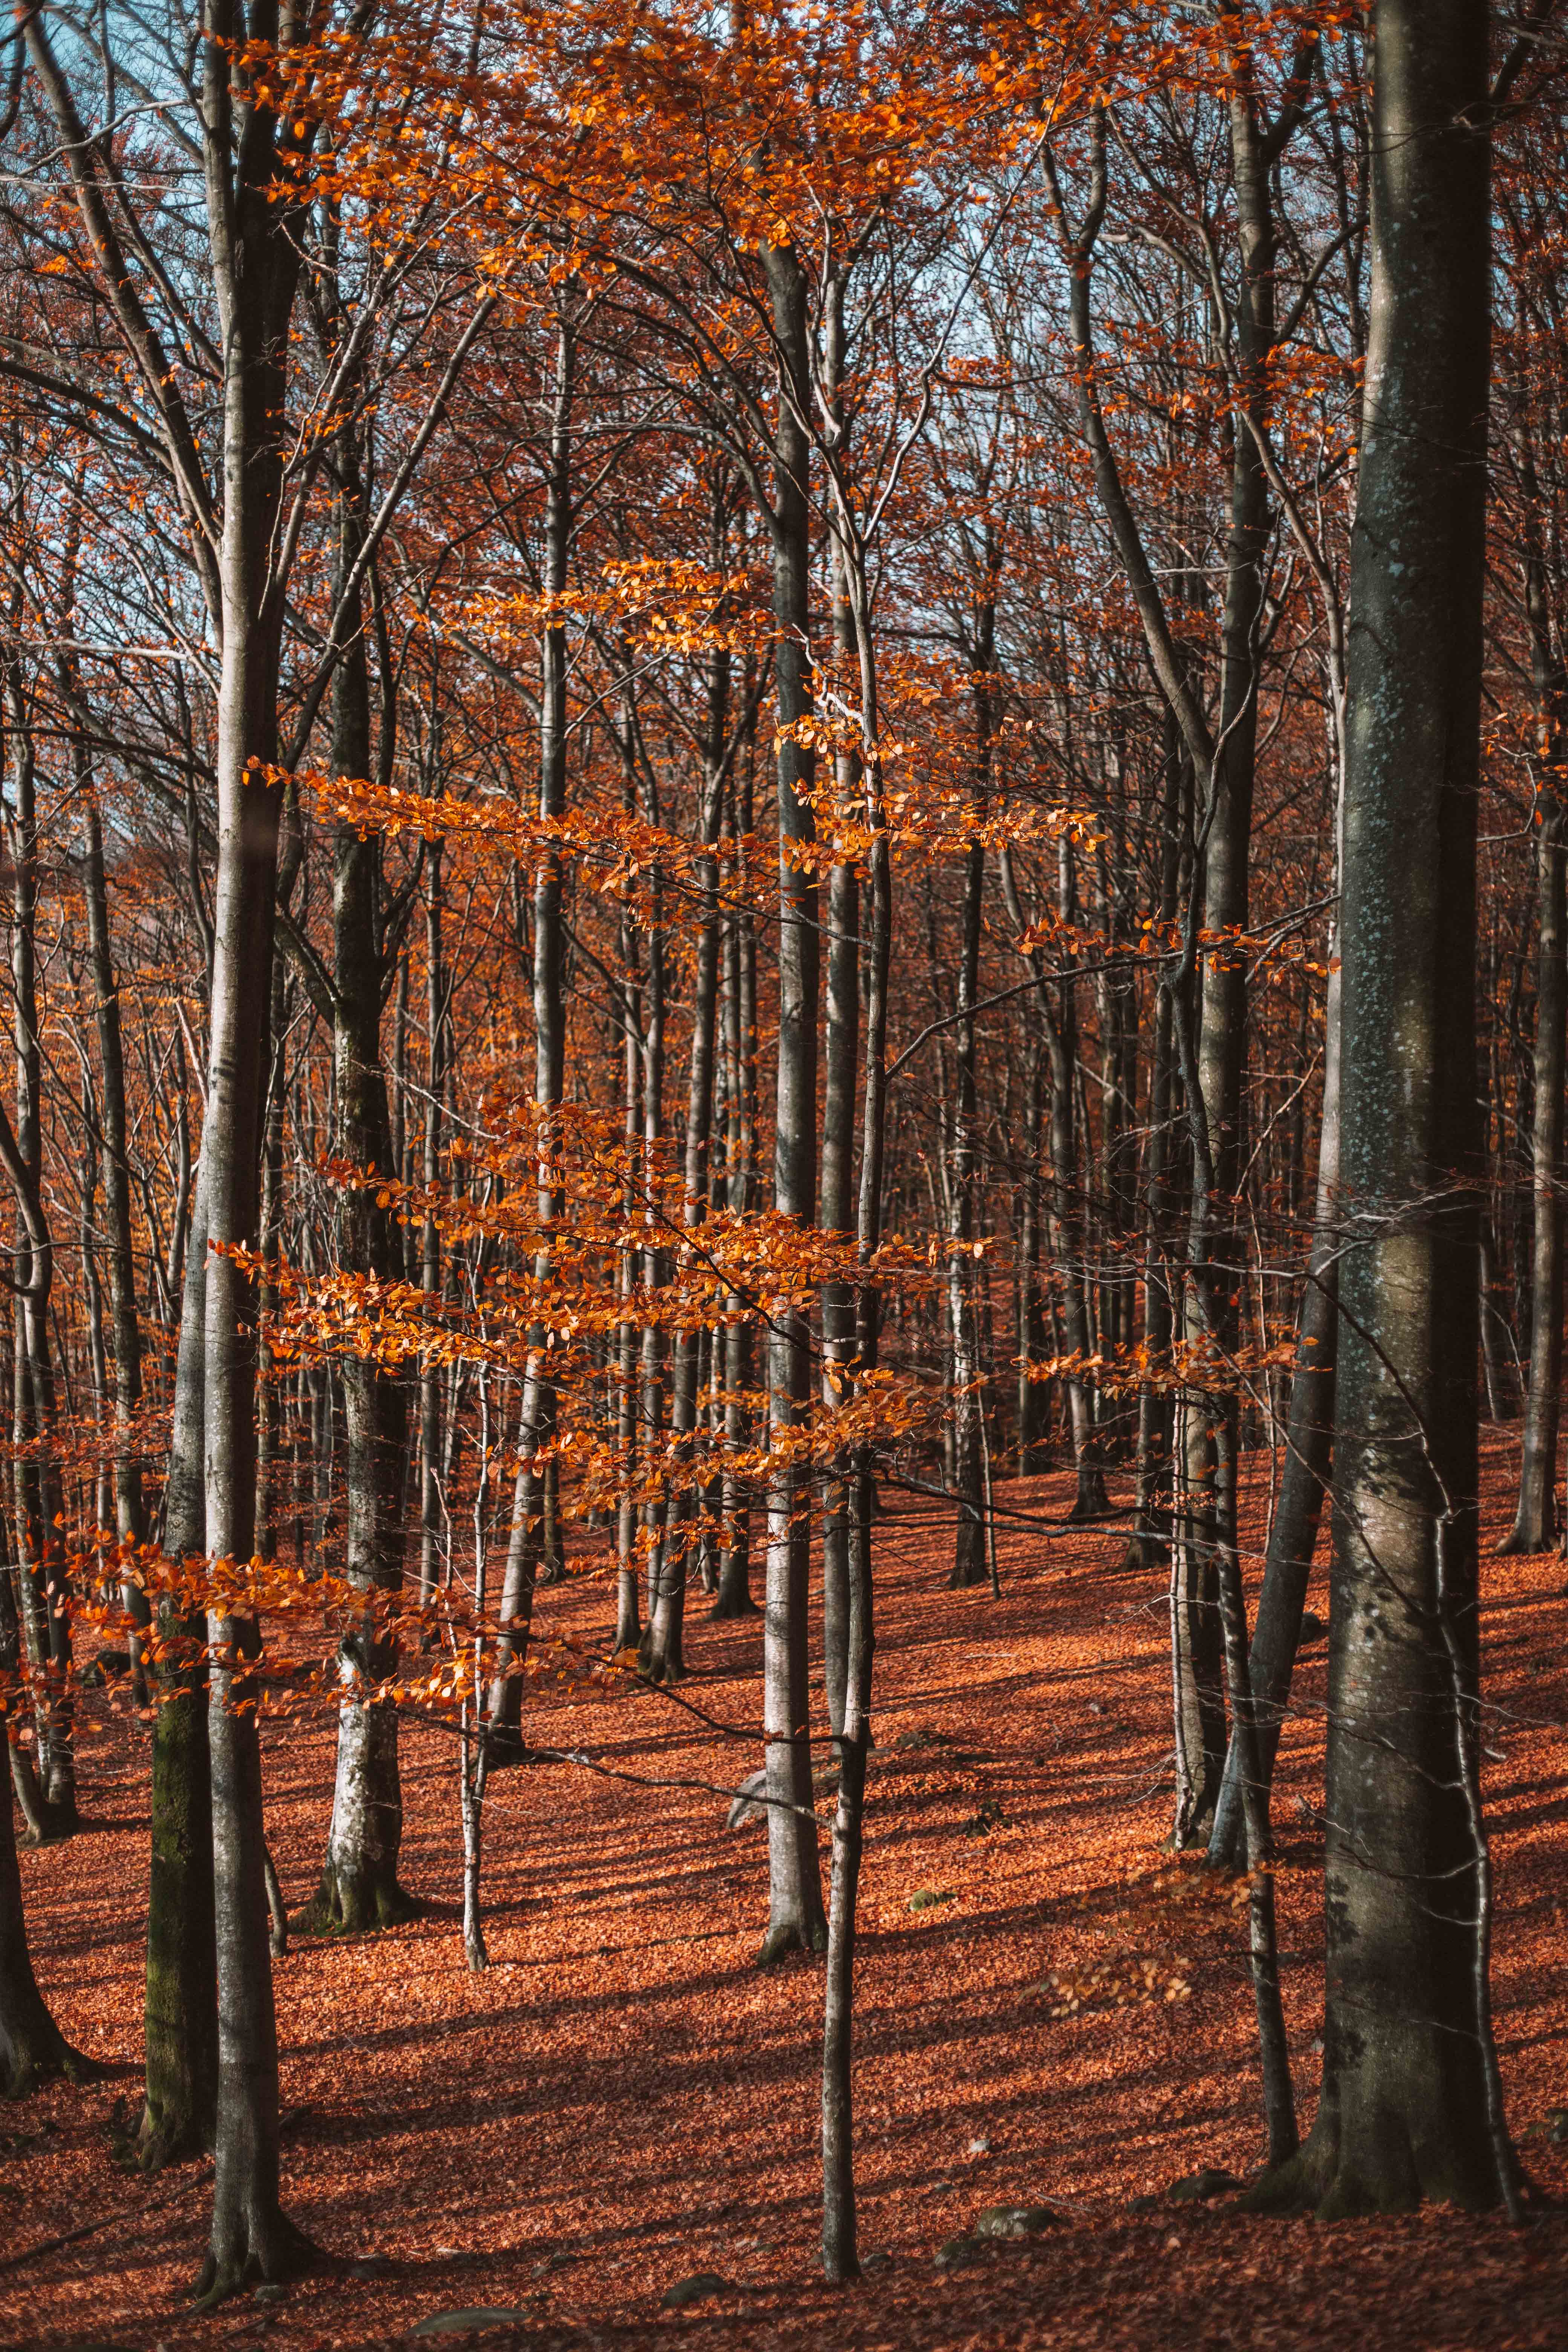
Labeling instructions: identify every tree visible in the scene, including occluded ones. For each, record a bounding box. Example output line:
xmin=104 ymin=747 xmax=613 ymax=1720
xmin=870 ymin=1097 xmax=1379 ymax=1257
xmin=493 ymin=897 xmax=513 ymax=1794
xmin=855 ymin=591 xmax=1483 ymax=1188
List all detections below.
xmin=1252 ymin=0 xmax=1513 ymax=2217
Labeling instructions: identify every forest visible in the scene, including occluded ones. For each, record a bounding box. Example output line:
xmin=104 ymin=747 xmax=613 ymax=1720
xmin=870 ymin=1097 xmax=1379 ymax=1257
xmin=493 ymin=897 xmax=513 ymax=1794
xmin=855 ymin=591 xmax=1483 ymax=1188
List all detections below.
xmin=3 ymin=0 xmax=1568 ymax=2345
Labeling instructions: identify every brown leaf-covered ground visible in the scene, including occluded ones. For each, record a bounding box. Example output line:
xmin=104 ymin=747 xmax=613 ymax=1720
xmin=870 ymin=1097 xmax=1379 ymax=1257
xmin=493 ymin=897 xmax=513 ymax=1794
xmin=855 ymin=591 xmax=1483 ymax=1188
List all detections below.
xmin=5 ymin=1432 xmax=1568 ymax=2349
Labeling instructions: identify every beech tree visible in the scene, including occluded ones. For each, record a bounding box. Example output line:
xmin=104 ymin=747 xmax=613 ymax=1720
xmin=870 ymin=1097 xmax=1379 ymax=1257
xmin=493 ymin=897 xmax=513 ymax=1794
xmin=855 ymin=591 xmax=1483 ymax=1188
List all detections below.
xmin=1253 ymin=0 xmax=1511 ymax=2216
xmin=6 ymin=0 xmax=1568 ymax=2298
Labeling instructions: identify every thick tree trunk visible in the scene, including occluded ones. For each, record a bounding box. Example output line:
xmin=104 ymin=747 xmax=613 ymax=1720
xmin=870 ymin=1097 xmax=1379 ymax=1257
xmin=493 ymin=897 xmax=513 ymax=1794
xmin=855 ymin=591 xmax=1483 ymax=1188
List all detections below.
xmin=0 ymin=1760 xmax=87 ymax=2097
xmin=182 ymin=54 xmax=312 ymax=2286
xmin=198 ymin=626 xmax=310 ymax=2291
xmin=1252 ymin=0 xmax=1512 ymax=2217
xmin=141 ymin=1159 xmax=218 ymax=2168
xmin=759 ymin=241 xmax=825 ymax=1963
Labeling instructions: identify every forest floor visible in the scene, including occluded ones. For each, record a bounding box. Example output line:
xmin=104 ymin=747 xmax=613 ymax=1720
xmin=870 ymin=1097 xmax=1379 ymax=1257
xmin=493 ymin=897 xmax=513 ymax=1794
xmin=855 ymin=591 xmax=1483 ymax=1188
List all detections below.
xmin=5 ymin=1431 xmax=1568 ymax=2350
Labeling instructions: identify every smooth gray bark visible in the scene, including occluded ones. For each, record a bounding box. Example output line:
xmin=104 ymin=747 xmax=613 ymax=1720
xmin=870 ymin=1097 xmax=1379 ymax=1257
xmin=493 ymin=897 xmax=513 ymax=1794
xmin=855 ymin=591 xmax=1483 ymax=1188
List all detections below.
xmin=759 ymin=241 xmax=826 ymax=1963
xmin=1251 ymin=0 xmax=1512 ymax=2217
xmin=141 ymin=1159 xmax=218 ymax=2167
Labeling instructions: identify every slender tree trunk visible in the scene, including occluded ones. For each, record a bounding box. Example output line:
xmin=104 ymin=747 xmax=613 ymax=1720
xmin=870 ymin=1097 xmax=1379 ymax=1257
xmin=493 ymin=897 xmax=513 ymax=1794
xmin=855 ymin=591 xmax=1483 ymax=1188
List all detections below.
xmin=83 ymin=789 xmax=150 ymax=1698
xmin=1172 ymin=23 xmax=1306 ymax=1847
xmin=255 ymin=956 xmax=288 ymax=1563
xmin=1212 ymin=1413 xmax=1297 ymax=2165
xmin=819 ymin=277 xmax=860 ymax=1728
xmin=1504 ymin=438 xmax=1567 ymax=1551
xmin=311 ymin=464 xmax=412 ymax=1933
xmin=946 ymin=624 xmax=994 ymax=1586
xmin=636 ymin=854 xmax=669 ymax=1656
xmin=1128 ymin=723 xmax=1185 ymax=1566
xmin=999 ymin=843 xmax=1105 ymax=1522
xmin=647 ymin=616 xmax=728 ymax=1680
xmin=822 ymin=537 xmax=891 ymax=2275
xmin=4 ymin=667 xmax=75 ymax=1831
xmin=613 ymin=869 xmax=644 ymax=1651
xmin=419 ymin=844 xmax=448 ymax=1611
xmin=821 ymin=835 xmax=860 ymax=1719
xmin=714 ymin=753 xmax=761 ymax=1619
xmin=490 ymin=308 xmax=574 ymax=1757
xmin=461 ymin=1374 xmax=494 ymax=1974
xmin=1015 ymin=1040 xmax=1049 ymax=1473
xmin=1210 ymin=909 xmax=1342 ymax=1867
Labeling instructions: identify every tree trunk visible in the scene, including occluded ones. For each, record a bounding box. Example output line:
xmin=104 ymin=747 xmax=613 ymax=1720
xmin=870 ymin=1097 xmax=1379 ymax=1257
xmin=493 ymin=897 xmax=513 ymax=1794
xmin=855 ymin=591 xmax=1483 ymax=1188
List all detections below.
xmin=255 ymin=954 xmax=288 ymax=1563
xmin=1127 ymin=720 xmax=1186 ymax=1566
xmin=418 ymin=843 xmax=449 ymax=1610
xmin=311 ymin=468 xmax=412 ymax=1934
xmin=758 ymin=240 xmax=825 ymax=1963
xmin=820 ymin=279 xmax=860 ymax=1725
xmin=82 ymin=792 xmax=150 ymax=1695
xmin=1503 ymin=433 xmax=1567 ymax=1551
xmin=140 ymin=1159 xmax=218 ymax=2168
xmin=714 ymin=755 xmax=760 ymax=1619
xmin=946 ymin=621 xmax=994 ymax=1587
xmin=636 ymin=849 xmax=669 ymax=1659
xmin=188 ymin=63 xmax=312 ymax=2291
xmin=719 ymin=790 xmax=761 ymax=1618
xmin=198 ymin=639 xmax=310 ymax=2291
xmin=1252 ymin=0 xmax=1512 ymax=2216
xmin=0 ymin=1755 xmax=86 ymax=2097
xmin=647 ymin=591 xmax=729 ymax=1681
xmin=822 ymin=531 xmax=891 ymax=2275
xmin=4 ymin=664 xmax=75 ymax=1832
xmin=1210 ymin=933 xmax=1341 ymax=1867
xmin=490 ymin=309 xmax=574 ymax=1758
xmin=613 ymin=863 xmax=644 ymax=1652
